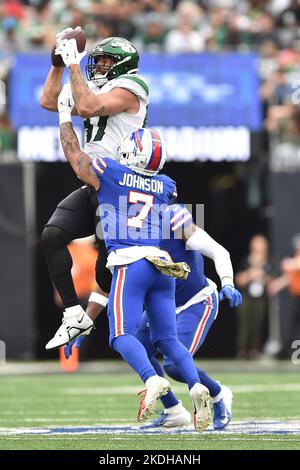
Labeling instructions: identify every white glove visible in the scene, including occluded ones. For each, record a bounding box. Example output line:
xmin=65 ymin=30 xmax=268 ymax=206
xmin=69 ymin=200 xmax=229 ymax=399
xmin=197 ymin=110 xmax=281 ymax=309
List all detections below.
xmin=58 ymin=83 xmax=74 ymax=124
xmin=55 ymin=26 xmax=82 ymax=46
xmin=55 ymin=38 xmax=86 ymax=68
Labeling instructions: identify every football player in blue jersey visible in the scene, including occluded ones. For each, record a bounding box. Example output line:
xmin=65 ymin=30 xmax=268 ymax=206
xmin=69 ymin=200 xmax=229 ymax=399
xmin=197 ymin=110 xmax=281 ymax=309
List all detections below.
xmin=136 ymin=203 xmax=242 ymax=430
xmin=65 ymin=204 xmax=242 ymax=431
xmin=52 ymin=106 xmax=213 ymax=431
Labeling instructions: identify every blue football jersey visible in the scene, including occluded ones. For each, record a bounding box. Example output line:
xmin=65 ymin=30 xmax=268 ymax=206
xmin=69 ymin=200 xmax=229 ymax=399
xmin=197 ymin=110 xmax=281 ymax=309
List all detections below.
xmin=160 ymin=204 xmax=208 ymax=307
xmin=92 ymin=157 xmax=177 ymax=253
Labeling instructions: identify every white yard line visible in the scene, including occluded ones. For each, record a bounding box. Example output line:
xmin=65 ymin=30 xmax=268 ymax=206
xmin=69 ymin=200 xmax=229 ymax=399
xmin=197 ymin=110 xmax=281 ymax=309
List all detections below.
xmin=0 ymin=434 xmax=298 ymax=440
xmin=0 ymin=420 xmax=300 ymax=436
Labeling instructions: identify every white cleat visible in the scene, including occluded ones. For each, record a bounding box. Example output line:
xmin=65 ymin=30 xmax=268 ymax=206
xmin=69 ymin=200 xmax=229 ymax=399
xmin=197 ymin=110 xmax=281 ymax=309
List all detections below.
xmin=190 ymin=383 xmax=212 ymax=432
xmin=141 ymin=402 xmax=191 ymax=428
xmin=137 ymin=376 xmax=171 ymax=423
xmin=45 ymin=309 xmax=94 ymax=350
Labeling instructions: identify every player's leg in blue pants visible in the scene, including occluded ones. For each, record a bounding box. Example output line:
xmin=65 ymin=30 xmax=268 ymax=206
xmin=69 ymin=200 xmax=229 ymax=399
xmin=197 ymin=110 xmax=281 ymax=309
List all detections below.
xmin=108 ymin=261 xmax=156 ymax=383
xmin=144 ymin=266 xmax=200 ymax=390
xmin=136 ymin=292 xmax=221 ymax=406
xmin=108 ymin=259 xmax=199 ymax=389
xmin=162 ymin=292 xmax=221 ymax=400
xmin=136 ymin=313 xmax=180 ymax=408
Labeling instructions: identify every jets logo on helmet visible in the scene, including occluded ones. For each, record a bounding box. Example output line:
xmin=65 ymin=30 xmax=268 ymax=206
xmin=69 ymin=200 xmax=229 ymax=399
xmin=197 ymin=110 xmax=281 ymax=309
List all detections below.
xmin=110 ymin=40 xmax=136 ymax=53
xmin=118 ymin=128 xmax=166 ymax=177
xmin=86 ymin=37 xmax=139 ymax=87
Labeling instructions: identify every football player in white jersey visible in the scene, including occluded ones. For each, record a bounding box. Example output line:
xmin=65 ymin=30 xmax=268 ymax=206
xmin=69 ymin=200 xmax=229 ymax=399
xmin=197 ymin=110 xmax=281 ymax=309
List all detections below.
xmin=40 ymin=30 xmax=149 ymax=344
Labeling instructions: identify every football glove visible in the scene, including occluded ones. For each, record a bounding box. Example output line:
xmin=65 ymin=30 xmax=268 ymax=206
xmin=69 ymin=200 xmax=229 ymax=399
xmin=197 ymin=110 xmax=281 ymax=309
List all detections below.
xmin=64 ymin=335 xmax=85 ymax=359
xmin=55 ymin=38 xmax=86 ymax=67
xmin=219 ymin=285 xmax=243 ymax=307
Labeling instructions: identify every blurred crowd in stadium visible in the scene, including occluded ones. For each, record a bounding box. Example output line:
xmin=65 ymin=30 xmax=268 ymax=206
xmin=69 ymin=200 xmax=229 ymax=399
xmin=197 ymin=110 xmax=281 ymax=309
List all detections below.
xmin=1 ymin=0 xmax=300 ymax=54
xmin=1 ymin=0 xmax=300 ymax=154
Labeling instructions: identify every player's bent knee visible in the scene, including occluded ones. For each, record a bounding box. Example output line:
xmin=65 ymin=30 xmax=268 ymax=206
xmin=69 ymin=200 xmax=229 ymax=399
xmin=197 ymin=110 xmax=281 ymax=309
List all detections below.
xmin=42 ymin=226 xmax=71 ymax=251
xmin=110 ymin=333 xmax=130 ymax=351
xmin=151 ymin=336 xmax=178 ymax=353
xmin=110 ymin=333 xmax=123 ymax=350
xmin=164 ymin=364 xmax=184 ymax=382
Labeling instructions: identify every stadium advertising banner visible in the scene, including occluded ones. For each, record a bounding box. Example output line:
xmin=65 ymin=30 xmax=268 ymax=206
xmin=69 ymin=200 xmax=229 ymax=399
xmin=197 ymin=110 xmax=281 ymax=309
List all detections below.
xmin=11 ymin=53 xmax=261 ymax=162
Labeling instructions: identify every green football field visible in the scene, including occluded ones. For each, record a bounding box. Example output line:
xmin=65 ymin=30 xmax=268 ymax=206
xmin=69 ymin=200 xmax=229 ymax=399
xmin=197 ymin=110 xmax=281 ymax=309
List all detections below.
xmin=0 ymin=361 xmax=300 ymax=450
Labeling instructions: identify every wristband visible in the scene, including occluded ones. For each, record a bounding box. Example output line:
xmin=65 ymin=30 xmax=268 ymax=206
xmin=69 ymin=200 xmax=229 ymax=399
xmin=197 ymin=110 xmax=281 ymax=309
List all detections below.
xmin=88 ymin=292 xmax=108 ymax=307
xmin=221 ymin=277 xmax=234 ymax=288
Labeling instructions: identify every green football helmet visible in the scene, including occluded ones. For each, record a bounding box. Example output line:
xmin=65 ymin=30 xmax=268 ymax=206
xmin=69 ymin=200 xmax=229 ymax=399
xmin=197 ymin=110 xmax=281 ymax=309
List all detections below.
xmin=86 ymin=37 xmax=139 ymax=87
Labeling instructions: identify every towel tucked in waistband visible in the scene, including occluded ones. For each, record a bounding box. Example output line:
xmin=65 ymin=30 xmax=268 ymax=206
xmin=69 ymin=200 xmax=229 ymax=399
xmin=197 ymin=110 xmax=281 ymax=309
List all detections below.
xmin=145 ymin=256 xmax=191 ymax=280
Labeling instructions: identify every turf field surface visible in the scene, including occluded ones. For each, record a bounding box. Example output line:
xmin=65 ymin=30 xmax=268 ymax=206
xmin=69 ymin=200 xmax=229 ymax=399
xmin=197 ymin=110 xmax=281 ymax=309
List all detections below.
xmin=0 ymin=360 xmax=299 ymax=450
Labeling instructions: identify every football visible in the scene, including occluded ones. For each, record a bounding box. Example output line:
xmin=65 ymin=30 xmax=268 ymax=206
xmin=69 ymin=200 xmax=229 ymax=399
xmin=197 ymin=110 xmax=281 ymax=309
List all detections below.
xmin=51 ymin=29 xmax=86 ymax=67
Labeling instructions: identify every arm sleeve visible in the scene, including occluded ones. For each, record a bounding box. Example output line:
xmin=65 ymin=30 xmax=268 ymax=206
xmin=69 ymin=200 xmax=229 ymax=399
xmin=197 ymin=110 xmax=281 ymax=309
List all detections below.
xmin=185 ymin=227 xmax=234 ymax=286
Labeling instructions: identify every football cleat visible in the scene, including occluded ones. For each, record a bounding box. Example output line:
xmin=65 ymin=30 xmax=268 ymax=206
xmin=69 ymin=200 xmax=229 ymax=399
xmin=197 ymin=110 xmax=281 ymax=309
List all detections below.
xmin=45 ymin=310 xmax=94 ymax=350
xmin=213 ymin=386 xmax=233 ymax=430
xmin=137 ymin=376 xmax=170 ymax=423
xmin=189 ymin=383 xmax=212 ymax=432
xmin=141 ymin=404 xmax=191 ymax=428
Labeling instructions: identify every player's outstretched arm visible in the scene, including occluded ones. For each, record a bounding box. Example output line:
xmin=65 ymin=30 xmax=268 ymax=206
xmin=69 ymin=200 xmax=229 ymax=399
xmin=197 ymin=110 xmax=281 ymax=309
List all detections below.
xmin=184 ymin=223 xmax=234 ymax=286
xmin=41 ymin=74 xmax=79 ymax=115
xmin=75 ymin=76 xmax=137 ymax=118
xmin=184 ymin=224 xmax=242 ymax=307
xmin=68 ymin=65 xmax=138 ymax=117
xmin=58 ymin=84 xmax=99 ymax=188
xmin=40 ymin=66 xmax=65 ymax=112
xmin=40 ymin=27 xmax=77 ymax=112
xmin=60 ymin=121 xmax=99 ymax=190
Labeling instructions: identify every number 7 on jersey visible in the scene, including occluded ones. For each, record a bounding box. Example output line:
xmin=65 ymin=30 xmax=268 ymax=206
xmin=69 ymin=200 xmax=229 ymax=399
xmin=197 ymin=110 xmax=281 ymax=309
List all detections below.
xmin=127 ymin=191 xmax=154 ymax=228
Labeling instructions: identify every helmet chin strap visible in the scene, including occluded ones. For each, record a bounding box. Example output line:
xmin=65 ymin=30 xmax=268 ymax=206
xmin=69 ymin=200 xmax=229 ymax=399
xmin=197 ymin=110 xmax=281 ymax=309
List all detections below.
xmin=92 ymin=62 xmax=112 ymax=87
xmin=92 ymin=67 xmax=110 ymax=87
xmin=93 ymin=75 xmax=108 ymax=87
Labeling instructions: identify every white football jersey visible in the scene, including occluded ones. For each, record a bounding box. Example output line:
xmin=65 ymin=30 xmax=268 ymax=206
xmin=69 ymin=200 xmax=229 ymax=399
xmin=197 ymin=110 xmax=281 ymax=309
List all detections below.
xmin=81 ymin=74 xmax=149 ymax=160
